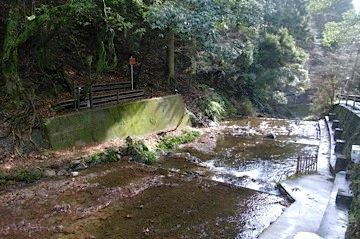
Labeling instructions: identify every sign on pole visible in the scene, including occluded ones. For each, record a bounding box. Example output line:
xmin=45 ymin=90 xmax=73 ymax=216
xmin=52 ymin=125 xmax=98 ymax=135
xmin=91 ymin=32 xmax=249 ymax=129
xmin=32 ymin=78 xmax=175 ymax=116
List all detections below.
xmin=129 ymin=56 xmax=136 ymax=90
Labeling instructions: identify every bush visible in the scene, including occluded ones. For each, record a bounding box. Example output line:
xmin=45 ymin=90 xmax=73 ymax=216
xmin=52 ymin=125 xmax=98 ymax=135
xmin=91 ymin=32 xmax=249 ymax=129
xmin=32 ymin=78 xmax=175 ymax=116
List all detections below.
xmin=158 ymin=129 xmax=201 ymax=152
xmin=346 ymin=163 xmax=360 ymax=239
xmin=124 ymin=136 xmax=159 ymax=164
xmin=14 ymin=169 xmax=42 ymax=183
xmin=197 ymin=85 xmax=236 ymax=121
xmin=235 ymin=97 xmax=255 ymax=116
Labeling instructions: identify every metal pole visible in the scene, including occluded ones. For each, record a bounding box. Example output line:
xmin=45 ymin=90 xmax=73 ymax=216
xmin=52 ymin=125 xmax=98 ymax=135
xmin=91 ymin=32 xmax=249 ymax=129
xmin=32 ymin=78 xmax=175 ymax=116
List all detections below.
xmin=131 ymin=64 xmax=134 ymax=90
xmin=90 ymin=85 xmax=93 ymax=109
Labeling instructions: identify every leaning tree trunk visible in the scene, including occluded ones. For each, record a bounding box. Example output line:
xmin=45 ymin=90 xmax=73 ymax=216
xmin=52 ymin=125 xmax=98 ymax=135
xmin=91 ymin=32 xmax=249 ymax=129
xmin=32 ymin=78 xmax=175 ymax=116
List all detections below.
xmin=2 ymin=1 xmax=25 ymax=106
xmin=166 ymin=29 xmax=175 ymax=86
xmin=1 ymin=1 xmax=71 ymax=155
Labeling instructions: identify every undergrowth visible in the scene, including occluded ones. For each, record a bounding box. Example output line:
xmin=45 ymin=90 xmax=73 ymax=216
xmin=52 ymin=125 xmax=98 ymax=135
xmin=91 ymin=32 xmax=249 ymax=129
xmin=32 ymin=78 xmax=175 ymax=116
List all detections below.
xmin=197 ymin=85 xmax=236 ymax=121
xmin=346 ymin=163 xmax=360 ymax=239
xmin=123 ymin=136 xmax=158 ymax=164
xmin=157 ymin=129 xmax=201 ymax=152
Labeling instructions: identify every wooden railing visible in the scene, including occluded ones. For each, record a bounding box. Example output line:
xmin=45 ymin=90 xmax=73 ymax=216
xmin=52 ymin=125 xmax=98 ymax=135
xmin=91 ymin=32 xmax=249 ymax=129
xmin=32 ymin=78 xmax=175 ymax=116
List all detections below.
xmin=52 ymin=81 xmax=144 ymax=112
xmin=296 ymin=155 xmax=318 ymax=175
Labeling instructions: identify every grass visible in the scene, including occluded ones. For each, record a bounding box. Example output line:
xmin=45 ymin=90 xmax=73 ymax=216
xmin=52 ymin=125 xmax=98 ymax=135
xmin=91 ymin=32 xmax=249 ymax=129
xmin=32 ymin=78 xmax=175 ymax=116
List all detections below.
xmin=157 ymin=129 xmax=201 ymax=152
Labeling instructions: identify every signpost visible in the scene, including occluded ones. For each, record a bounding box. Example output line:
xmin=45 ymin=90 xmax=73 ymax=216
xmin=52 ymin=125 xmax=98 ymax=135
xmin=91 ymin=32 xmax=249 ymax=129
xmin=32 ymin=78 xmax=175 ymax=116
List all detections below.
xmin=129 ymin=56 xmax=136 ymax=90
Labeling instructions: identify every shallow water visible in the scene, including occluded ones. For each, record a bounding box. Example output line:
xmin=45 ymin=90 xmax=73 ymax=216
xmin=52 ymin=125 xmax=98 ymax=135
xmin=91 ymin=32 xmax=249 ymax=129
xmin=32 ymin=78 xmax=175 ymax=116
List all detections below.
xmin=0 ymin=117 xmax=319 ymax=239
xmin=168 ymin=118 xmax=320 ymax=193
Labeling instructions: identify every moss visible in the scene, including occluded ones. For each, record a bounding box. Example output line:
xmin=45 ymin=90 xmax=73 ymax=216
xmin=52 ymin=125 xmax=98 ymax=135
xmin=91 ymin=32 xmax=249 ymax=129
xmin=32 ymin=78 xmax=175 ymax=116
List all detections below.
xmin=346 ymin=163 xmax=360 ymax=239
xmin=14 ymin=168 xmax=42 ymax=183
xmin=332 ymin=105 xmax=360 ymax=238
xmin=157 ymin=129 xmax=201 ymax=152
xmin=42 ymin=95 xmax=191 ymax=150
xmin=333 ymin=106 xmax=360 ymax=155
xmin=123 ymin=136 xmax=159 ymax=164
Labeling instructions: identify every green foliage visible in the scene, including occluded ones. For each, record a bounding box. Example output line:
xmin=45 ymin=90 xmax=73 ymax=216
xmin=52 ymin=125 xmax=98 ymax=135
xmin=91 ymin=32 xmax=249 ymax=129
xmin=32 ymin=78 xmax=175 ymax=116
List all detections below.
xmin=236 ymin=97 xmax=256 ymax=117
xmin=346 ymin=163 xmax=360 ymax=239
xmin=124 ymin=137 xmax=159 ymax=164
xmin=89 ymin=147 xmax=120 ymax=166
xmin=14 ymin=168 xmax=42 ymax=183
xmin=250 ymin=28 xmax=308 ymax=107
xmin=322 ymin=9 xmax=360 ymax=47
xmin=263 ymin=0 xmax=313 ymax=45
xmin=157 ymin=129 xmax=201 ymax=152
xmin=145 ymin=0 xmax=262 ymax=77
xmin=197 ymin=85 xmax=236 ymax=121
xmin=142 ymin=151 xmax=158 ymax=165
xmin=0 ymin=172 xmax=12 ymax=185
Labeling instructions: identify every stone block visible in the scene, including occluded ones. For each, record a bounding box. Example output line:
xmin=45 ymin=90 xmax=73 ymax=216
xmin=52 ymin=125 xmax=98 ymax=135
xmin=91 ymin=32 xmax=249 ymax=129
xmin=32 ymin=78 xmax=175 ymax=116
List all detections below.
xmin=336 ymin=188 xmax=353 ymax=208
xmin=328 ymin=113 xmax=336 ymax=121
xmin=332 ymin=120 xmax=340 ymax=129
xmin=351 ymin=145 xmax=360 ymax=164
xmin=335 ymin=140 xmax=346 ymax=153
xmin=334 ymin=155 xmax=350 ymax=173
xmin=334 ymin=128 xmax=343 ymax=140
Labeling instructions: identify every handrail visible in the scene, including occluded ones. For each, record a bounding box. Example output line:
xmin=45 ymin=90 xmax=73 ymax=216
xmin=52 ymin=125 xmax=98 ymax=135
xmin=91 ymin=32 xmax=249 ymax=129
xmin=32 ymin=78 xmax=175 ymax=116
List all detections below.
xmin=336 ymin=94 xmax=360 ymax=109
xmin=52 ymin=82 xmax=144 ymax=112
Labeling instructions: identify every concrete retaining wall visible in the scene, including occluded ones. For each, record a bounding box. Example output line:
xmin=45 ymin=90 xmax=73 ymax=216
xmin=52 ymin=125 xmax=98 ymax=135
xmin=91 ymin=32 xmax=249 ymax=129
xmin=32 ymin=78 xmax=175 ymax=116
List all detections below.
xmin=42 ymin=94 xmax=190 ymax=150
xmin=333 ymin=105 xmax=360 ymax=156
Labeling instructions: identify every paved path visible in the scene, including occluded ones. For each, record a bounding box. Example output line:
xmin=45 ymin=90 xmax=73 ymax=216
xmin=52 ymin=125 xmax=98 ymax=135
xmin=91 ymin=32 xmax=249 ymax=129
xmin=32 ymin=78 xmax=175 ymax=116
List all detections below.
xmin=258 ymin=119 xmax=348 ymax=239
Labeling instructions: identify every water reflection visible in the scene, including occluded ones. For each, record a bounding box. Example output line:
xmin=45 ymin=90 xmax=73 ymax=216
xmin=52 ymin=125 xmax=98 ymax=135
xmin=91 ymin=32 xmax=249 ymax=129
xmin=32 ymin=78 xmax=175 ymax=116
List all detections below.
xmin=168 ymin=118 xmax=320 ymax=193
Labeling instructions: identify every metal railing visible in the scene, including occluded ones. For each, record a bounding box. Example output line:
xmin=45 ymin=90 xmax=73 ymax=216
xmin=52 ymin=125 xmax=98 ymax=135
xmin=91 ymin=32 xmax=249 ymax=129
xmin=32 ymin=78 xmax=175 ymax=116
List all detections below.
xmin=296 ymin=155 xmax=318 ymax=175
xmin=52 ymin=82 xmax=144 ymax=112
xmin=337 ymin=94 xmax=360 ymax=109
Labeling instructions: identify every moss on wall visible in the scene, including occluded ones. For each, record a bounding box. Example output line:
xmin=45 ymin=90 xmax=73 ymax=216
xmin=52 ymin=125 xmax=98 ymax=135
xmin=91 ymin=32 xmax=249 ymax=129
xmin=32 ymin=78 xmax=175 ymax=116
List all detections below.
xmin=43 ymin=95 xmax=190 ymax=150
xmin=333 ymin=105 xmax=360 ymax=156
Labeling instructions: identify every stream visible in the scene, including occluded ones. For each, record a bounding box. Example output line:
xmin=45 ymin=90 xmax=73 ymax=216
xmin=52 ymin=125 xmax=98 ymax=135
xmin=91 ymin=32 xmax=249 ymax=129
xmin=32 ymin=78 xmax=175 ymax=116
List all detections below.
xmin=0 ymin=117 xmax=320 ymax=239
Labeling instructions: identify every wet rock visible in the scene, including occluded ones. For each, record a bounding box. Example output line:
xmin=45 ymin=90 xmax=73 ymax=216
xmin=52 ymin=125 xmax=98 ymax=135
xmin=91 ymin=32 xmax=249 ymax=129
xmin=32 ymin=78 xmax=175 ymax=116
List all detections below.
xmin=125 ymin=214 xmax=133 ymax=219
xmin=188 ymin=156 xmax=202 ymax=164
xmin=73 ymin=162 xmax=88 ymax=171
xmin=208 ymin=120 xmax=219 ymax=127
xmin=265 ymin=132 xmax=276 ymax=139
xmin=167 ymin=152 xmax=191 ymax=160
xmin=42 ymin=169 xmax=56 ymax=177
xmin=43 ymin=161 xmax=63 ymax=170
xmin=57 ymin=169 xmax=69 ymax=176
xmin=70 ymin=171 xmax=79 ymax=177
xmin=52 ymin=204 xmax=71 ymax=213
xmin=70 ymin=159 xmax=82 ymax=168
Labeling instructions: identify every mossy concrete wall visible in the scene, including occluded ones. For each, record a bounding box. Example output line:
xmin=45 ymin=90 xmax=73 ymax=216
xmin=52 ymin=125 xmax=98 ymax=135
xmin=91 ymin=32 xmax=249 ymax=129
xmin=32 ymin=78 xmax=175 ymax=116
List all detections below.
xmin=42 ymin=94 xmax=190 ymax=150
xmin=333 ymin=104 xmax=360 ymax=156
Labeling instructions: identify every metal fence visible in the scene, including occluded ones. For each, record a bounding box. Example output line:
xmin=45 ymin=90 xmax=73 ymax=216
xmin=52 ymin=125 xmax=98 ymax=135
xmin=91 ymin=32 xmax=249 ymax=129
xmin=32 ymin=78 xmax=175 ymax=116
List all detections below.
xmin=296 ymin=155 xmax=318 ymax=175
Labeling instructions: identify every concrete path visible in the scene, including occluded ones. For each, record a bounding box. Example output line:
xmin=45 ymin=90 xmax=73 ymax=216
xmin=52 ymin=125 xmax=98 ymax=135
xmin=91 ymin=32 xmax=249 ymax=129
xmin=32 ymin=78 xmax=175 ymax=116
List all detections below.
xmin=258 ymin=119 xmax=348 ymax=239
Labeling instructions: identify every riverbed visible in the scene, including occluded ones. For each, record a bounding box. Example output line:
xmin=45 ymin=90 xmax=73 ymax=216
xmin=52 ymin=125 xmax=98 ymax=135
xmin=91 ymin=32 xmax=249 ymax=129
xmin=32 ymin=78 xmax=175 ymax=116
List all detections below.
xmin=0 ymin=117 xmax=320 ymax=239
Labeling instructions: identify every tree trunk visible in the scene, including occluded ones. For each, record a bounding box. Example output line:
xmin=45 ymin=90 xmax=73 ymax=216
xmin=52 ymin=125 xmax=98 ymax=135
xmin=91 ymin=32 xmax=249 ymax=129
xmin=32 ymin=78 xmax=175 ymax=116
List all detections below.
xmin=2 ymin=0 xmax=24 ymax=105
xmin=167 ymin=29 xmax=175 ymax=85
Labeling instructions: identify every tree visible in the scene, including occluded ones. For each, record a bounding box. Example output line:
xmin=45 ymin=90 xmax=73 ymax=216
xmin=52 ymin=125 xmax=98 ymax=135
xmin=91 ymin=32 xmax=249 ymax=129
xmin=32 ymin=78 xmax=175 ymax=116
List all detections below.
xmin=255 ymin=28 xmax=308 ymax=104
xmin=145 ymin=0 xmax=262 ymax=85
xmin=263 ymin=0 xmax=313 ymax=46
xmin=1 ymin=0 xmax=126 ymax=154
xmin=321 ymin=7 xmax=360 ymax=93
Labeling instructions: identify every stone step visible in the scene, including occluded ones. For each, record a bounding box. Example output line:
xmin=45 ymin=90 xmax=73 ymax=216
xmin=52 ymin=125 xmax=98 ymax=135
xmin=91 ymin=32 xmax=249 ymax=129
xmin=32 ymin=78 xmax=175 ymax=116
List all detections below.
xmin=317 ymin=171 xmax=350 ymax=238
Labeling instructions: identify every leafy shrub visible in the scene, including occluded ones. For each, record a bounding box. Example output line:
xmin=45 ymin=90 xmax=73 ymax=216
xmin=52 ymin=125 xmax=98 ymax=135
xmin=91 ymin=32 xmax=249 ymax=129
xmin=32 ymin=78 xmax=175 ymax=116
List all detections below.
xmin=197 ymin=85 xmax=236 ymax=121
xmin=235 ymin=97 xmax=255 ymax=116
xmin=158 ymin=129 xmax=201 ymax=152
xmin=0 ymin=172 xmax=12 ymax=185
xmin=14 ymin=169 xmax=42 ymax=183
xmin=142 ymin=151 xmax=158 ymax=165
xmin=346 ymin=163 xmax=360 ymax=239
xmin=124 ymin=136 xmax=159 ymax=164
